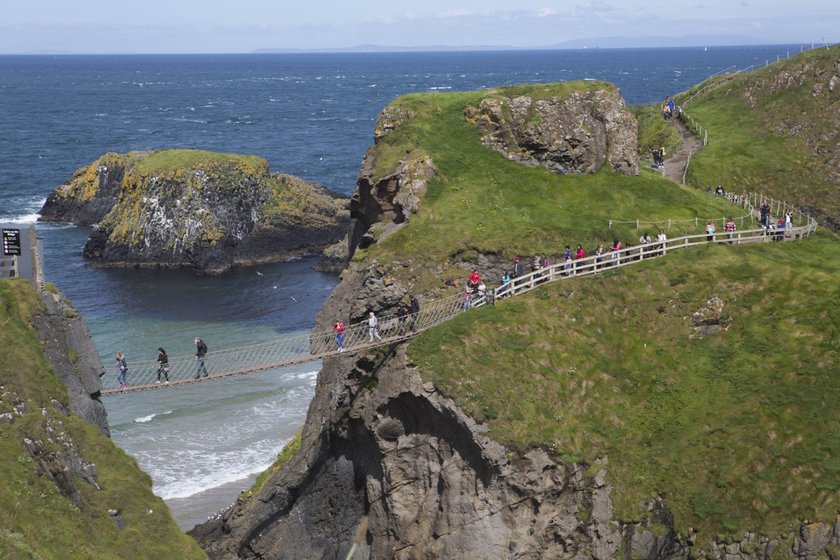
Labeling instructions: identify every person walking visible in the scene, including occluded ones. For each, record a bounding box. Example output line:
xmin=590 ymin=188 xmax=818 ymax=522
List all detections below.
xmin=194 ymin=337 xmax=208 ymax=379
xmin=512 ymin=257 xmax=523 ymax=279
xmin=409 ymin=297 xmax=421 ymax=329
xmin=115 ymin=351 xmax=128 ymax=389
xmin=156 ymin=347 xmax=169 ymax=384
xmin=724 ymin=217 xmax=737 ymax=244
xmin=656 ymin=228 xmax=668 ymax=255
xmin=705 ymin=220 xmax=717 ymax=242
xmin=333 ymin=320 xmax=346 ymax=351
xmin=367 ymin=312 xmax=382 ymax=343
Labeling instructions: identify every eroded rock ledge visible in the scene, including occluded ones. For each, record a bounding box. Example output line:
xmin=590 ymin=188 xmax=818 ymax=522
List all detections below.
xmin=39 ymin=150 xmax=350 ymax=274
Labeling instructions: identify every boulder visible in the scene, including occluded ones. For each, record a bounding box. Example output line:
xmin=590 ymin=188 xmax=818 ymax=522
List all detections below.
xmin=465 ymin=86 xmax=639 ymax=176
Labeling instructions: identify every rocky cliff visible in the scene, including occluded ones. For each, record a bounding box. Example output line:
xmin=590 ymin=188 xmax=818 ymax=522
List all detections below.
xmin=464 ymin=85 xmax=639 ymax=177
xmin=40 ymin=150 xmax=350 ymax=273
xmin=33 ymin=287 xmax=110 ymax=436
xmin=193 ymin=257 xmax=840 ymax=560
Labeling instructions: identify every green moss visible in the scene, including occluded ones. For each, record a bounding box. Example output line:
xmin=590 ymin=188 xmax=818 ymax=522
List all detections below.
xmin=134 ymin=149 xmax=267 ymax=177
xmin=244 ymin=432 xmax=303 ymax=499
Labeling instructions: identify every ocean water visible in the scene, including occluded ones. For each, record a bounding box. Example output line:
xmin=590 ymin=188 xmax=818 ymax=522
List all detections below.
xmin=0 ymin=45 xmax=809 ymax=529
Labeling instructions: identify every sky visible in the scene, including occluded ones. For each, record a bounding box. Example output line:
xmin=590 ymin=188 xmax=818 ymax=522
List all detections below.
xmin=1 ymin=0 xmax=838 ymax=54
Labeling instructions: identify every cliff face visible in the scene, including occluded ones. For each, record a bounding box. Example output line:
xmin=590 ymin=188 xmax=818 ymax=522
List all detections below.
xmin=40 ymin=150 xmax=350 ymax=273
xmin=465 ymin=88 xmax=639 ymax=176
xmin=33 ymin=288 xmax=110 ymax=436
xmin=192 ymin=263 xmax=644 ymax=560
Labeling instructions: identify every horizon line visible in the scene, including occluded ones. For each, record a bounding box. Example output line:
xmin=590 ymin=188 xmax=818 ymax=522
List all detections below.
xmin=1 ymin=40 xmax=835 ymax=57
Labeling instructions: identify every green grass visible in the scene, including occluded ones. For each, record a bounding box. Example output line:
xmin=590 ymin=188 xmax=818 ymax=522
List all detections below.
xmin=134 ymin=149 xmax=268 ymax=176
xmin=361 ymin=83 xmax=741 ymax=291
xmin=678 ymin=44 xmax=840 ymax=226
xmin=632 ymin=104 xmax=682 ymax=158
xmin=243 ymin=431 xmax=302 ymax=499
xmin=408 ymin=234 xmax=840 ymax=543
xmin=0 ymin=280 xmax=205 ymax=559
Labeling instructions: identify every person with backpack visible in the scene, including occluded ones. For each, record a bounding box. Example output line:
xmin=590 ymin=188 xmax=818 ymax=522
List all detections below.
xmin=705 ymin=220 xmax=717 ymax=242
xmin=194 ymin=337 xmax=208 ymax=379
xmin=156 ymin=347 xmax=169 ymax=384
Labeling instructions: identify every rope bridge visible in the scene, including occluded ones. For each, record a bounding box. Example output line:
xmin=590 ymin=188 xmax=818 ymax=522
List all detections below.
xmin=101 ymin=192 xmax=817 ymax=397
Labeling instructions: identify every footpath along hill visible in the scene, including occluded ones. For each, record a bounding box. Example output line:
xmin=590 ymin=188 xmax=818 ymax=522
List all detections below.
xmin=0 ymin=280 xmax=205 ymax=559
xmin=679 ymin=44 xmax=840 ymax=230
xmin=190 ymin=75 xmax=840 ymax=560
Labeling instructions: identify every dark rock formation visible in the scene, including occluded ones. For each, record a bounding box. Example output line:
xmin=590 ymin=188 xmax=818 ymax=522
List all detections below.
xmin=465 ymin=87 xmax=639 ymax=176
xmin=33 ymin=288 xmax=110 ymax=436
xmin=349 ymin=150 xmax=436 ymax=256
xmin=40 ymin=150 xmax=350 ymax=274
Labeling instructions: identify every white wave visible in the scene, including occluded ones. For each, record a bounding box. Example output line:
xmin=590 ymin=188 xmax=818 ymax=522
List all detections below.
xmin=294 ymin=370 xmax=319 ymax=381
xmin=153 ymin=442 xmax=284 ymax=500
xmin=135 ymin=410 xmax=173 ymax=423
xmin=429 ymin=86 xmax=452 ymax=90
xmin=6 ymin=212 xmax=40 ymax=224
xmin=4 ymin=196 xmax=46 ymax=224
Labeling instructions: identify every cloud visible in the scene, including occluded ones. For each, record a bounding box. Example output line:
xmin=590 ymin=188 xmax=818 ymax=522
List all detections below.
xmin=537 ymin=8 xmax=558 ymax=18
xmin=437 ymin=9 xmax=475 ymax=19
xmin=575 ymin=1 xmax=616 ymax=13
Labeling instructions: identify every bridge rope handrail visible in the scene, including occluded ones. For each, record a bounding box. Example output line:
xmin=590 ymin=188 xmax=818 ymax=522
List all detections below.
xmin=101 ymin=192 xmax=816 ymax=396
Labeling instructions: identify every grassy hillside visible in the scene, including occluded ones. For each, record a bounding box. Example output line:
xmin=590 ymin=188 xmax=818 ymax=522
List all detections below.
xmin=362 ymin=83 xmax=740 ymax=291
xmin=409 ymin=234 xmax=840 ymax=542
xmin=0 ymin=280 xmax=205 ymax=559
xmin=348 ymin=77 xmax=840 ymax=543
xmin=678 ymin=44 xmax=840 ymax=228
xmin=631 ymin=104 xmax=683 ymax=159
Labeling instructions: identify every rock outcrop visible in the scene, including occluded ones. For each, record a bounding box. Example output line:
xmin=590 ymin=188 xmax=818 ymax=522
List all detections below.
xmin=33 ymin=288 xmax=110 ymax=436
xmin=349 ymin=150 xmax=435 ymax=254
xmin=465 ymin=86 xmax=640 ymax=176
xmin=40 ymin=150 xmax=350 ymax=274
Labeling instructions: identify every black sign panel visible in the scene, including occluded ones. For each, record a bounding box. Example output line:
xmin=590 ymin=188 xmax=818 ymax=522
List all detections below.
xmin=2 ymin=228 xmax=22 ymax=256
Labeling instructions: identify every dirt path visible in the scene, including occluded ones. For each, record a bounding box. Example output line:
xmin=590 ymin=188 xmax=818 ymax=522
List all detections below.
xmin=662 ymin=117 xmax=704 ymax=183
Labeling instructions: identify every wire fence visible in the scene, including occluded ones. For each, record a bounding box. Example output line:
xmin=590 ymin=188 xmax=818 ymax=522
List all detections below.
xmin=609 ymin=191 xmax=812 ymax=233
xmin=496 ymin=200 xmax=817 ymax=300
